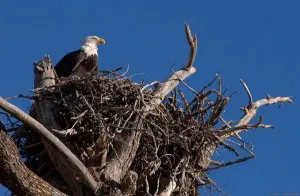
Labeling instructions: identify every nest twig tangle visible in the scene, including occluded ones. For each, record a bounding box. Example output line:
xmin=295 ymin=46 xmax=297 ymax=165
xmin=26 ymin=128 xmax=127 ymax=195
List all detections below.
xmin=0 ymin=24 xmax=292 ymax=196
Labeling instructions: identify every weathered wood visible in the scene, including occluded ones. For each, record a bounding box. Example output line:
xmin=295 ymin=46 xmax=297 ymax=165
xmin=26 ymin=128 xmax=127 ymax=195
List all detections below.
xmin=0 ymin=24 xmax=291 ymax=196
xmin=0 ymin=123 xmax=66 ymax=196
xmin=197 ymin=95 xmax=293 ymax=170
xmin=33 ymin=56 xmax=98 ymax=195
xmin=101 ymin=24 xmax=198 ymax=196
xmin=147 ymin=24 xmax=197 ymax=112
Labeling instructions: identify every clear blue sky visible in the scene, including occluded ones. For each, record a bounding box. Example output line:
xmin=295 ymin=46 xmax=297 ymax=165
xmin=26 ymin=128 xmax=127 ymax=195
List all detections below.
xmin=0 ymin=1 xmax=299 ymax=195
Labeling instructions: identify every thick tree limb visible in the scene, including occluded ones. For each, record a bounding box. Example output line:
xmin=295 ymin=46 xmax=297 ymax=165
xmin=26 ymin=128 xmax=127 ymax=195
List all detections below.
xmin=0 ymin=122 xmax=66 ymax=196
xmin=33 ymin=56 xmax=98 ymax=195
xmin=0 ymin=56 xmax=99 ymax=195
xmin=104 ymin=116 xmax=143 ymax=184
xmin=148 ymin=23 xmax=197 ymax=111
xmin=103 ymin=24 xmax=197 ymax=195
xmin=33 ymin=56 xmax=62 ymax=130
xmin=217 ymin=116 xmax=263 ymax=136
xmin=0 ymin=97 xmax=98 ymax=193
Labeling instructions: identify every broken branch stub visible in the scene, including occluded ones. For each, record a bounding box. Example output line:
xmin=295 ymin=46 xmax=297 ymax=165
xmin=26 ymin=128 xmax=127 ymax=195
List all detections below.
xmin=148 ymin=24 xmax=197 ymax=112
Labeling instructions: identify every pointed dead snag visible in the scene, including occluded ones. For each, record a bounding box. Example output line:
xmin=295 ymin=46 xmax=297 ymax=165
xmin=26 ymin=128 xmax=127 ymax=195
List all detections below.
xmin=33 ymin=56 xmax=98 ymax=195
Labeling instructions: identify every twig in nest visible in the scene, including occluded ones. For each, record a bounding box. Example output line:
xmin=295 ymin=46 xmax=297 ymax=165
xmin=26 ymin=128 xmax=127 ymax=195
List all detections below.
xmin=217 ymin=116 xmax=264 ymax=136
xmin=226 ymin=138 xmax=255 ymax=156
xmin=198 ymin=74 xmax=219 ymax=95
xmin=201 ymin=173 xmax=230 ymax=196
xmin=154 ymin=172 xmax=161 ymax=196
xmin=51 ymin=128 xmax=81 ymax=137
xmin=206 ymin=155 xmax=255 ymax=171
xmin=83 ymin=97 xmax=96 ymax=117
xmin=173 ymin=69 xmax=199 ymax=95
xmin=145 ymin=177 xmax=151 ymax=195
xmin=120 ymin=64 xmax=130 ymax=77
xmin=4 ymin=94 xmax=39 ymax=101
xmin=178 ymin=90 xmax=191 ymax=115
xmin=213 ymin=135 xmax=239 ymax=156
xmin=100 ymin=67 xmax=123 ymax=77
xmin=141 ymin=81 xmax=160 ymax=92
xmin=218 ymin=116 xmax=233 ymax=129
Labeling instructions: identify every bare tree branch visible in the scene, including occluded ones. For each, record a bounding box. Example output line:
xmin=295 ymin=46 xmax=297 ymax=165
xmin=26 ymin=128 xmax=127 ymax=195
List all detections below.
xmin=0 ymin=96 xmax=98 ymax=193
xmin=207 ymin=155 xmax=255 ymax=171
xmin=0 ymin=122 xmax=67 ymax=196
xmin=225 ymin=96 xmax=292 ymax=137
xmin=1 ymin=57 xmax=99 ymax=195
xmin=184 ymin=23 xmax=197 ymax=69
xmin=33 ymin=56 xmax=99 ymax=195
xmin=218 ymin=116 xmax=263 ymax=136
xmin=103 ymin=24 xmax=198 ymax=195
xmin=0 ymin=23 xmax=291 ymax=196
xmin=240 ymin=79 xmax=253 ymax=105
xmin=147 ymin=24 xmax=197 ymax=111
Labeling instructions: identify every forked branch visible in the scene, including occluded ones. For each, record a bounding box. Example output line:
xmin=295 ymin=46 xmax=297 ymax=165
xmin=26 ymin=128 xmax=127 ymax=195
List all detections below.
xmin=221 ymin=96 xmax=292 ymax=138
xmin=147 ymin=23 xmax=197 ymax=111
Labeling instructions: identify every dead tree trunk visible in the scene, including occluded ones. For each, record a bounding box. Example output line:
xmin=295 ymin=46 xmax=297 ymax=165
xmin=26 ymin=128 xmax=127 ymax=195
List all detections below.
xmin=0 ymin=24 xmax=292 ymax=196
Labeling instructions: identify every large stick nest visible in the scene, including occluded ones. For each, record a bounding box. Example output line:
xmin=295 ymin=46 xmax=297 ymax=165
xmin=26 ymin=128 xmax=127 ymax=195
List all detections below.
xmin=6 ymin=72 xmax=239 ymax=195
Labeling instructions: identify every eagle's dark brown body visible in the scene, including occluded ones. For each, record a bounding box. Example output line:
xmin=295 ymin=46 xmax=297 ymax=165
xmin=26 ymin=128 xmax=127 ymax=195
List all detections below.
xmin=54 ymin=50 xmax=98 ymax=78
xmin=54 ymin=36 xmax=105 ymax=78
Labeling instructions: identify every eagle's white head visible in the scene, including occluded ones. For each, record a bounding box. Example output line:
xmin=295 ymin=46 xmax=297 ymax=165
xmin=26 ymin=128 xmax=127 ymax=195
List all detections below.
xmin=80 ymin=36 xmax=105 ymax=56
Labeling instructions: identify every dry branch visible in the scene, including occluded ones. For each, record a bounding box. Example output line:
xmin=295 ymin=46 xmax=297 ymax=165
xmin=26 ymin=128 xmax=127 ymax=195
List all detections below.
xmin=148 ymin=23 xmax=197 ymax=111
xmin=103 ymin=24 xmax=198 ymax=195
xmin=0 ymin=56 xmax=100 ymax=195
xmin=0 ymin=97 xmax=98 ymax=194
xmin=33 ymin=56 xmax=98 ymax=195
xmin=222 ymin=96 xmax=292 ymax=138
xmin=240 ymin=79 xmax=253 ymax=104
xmin=0 ymin=23 xmax=293 ymax=196
xmin=0 ymin=122 xmax=66 ymax=196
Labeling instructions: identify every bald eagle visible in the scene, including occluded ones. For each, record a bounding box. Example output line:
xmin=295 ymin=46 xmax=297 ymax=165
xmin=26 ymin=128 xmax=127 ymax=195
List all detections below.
xmin=54 ymin=36 xmax=105 ymax=78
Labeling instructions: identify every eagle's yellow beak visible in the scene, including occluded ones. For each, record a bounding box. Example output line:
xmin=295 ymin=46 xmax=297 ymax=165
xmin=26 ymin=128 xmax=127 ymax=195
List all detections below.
xmin=97 ymin=38 xmax=105 ymax=45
